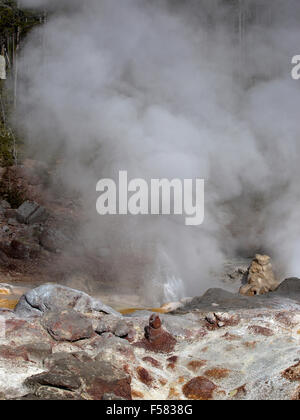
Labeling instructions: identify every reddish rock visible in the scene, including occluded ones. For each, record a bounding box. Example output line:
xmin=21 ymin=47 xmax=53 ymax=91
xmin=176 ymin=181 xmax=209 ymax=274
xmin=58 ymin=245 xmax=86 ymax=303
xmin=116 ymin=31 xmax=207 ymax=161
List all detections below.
xmin=0 ymin=342 xmax=52 ymax=364
xmin=248 ymin=325 xmax=274 ymax=337
xmin=149 ymin=314 xmax=162 ymax=329
xmin=137 ymin=367 xmax=153 ymax=387
xmin=183 ymin=376 xmax=217 ymax=400
xmin=187 ymin=360 xmax=207 ymax=372
xmin=142 ymin=357 xmax=161 ymax=369
xmin=282 ymin=361 xmax=300 ymax=382
xmin=204 ymin=368 xmax=230 ymax=380
xmin=4 ymin=318 xmax=53 ymax=345
xmin=41 ymin=309 xmax=94 ymax=342
xmin=0 ymin=345 xmax=29 ymax=361
xmin=134 ymin=314 xmax=176 ymax=354
xmin=167 ymin=355 xmax=178 ymax=363
xmin=167 ymin=355 xmax=178 ymax=370
xmin=26 ymin=352 xmax=132 ymax=400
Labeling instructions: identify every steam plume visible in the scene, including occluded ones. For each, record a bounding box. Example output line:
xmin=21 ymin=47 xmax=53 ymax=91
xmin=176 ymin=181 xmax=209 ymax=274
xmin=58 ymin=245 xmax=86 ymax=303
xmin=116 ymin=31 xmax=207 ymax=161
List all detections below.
xmin=16 ymin=0 xmax=300 ymax=303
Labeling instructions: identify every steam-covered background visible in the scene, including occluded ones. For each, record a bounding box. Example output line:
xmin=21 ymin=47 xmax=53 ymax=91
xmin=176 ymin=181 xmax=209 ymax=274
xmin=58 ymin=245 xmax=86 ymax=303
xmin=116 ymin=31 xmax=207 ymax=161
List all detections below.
xmin=16 ymin=0 xmax=300 ymax=303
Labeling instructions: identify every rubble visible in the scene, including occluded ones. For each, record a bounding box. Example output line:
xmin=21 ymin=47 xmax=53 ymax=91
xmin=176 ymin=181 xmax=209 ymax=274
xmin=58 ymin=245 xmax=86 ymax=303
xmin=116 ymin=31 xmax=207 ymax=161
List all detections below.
xmin=0 ymin=283 xmax=299 ymax=400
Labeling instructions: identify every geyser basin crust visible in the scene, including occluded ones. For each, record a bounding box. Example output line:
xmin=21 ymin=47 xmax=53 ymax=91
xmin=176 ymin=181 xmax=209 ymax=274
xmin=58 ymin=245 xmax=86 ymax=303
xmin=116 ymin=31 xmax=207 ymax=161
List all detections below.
xmin=0 ymin=282 xmax=299 ymax=400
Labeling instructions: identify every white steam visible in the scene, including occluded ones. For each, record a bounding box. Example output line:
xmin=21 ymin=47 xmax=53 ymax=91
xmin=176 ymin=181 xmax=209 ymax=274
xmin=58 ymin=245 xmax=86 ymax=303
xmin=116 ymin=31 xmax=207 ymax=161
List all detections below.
xmin=16 ymin=0 xmax=300 ymax=303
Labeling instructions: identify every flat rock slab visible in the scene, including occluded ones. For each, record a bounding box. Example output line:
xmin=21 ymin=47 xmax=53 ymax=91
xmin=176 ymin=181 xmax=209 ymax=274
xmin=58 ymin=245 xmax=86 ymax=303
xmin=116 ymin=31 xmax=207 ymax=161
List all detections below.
xmin=16 ymin=201 xmax=48 ymax=225
xmin=175 ymin=279 xmax=300 ymax=314
xmin=41 ymin=309 xmax=94 ymax=342
xmin=24 ymin=352 xmax=132 ymax=400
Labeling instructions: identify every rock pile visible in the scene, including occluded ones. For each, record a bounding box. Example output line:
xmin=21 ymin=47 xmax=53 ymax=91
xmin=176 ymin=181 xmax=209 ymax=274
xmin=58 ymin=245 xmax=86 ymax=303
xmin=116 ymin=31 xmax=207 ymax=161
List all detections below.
xmin=239 ymin=254 xmax=279 ymax=296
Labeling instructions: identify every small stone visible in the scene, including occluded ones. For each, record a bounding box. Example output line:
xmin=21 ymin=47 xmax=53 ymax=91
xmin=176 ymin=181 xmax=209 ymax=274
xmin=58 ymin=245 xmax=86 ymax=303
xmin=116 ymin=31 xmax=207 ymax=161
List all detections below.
xmin=183 ymin=376 xmax=217 ymax=400
xmin=205 ymin=313 xmax=217 ymax=325
xmin=114 ymin=322 xmax=130 ymax=338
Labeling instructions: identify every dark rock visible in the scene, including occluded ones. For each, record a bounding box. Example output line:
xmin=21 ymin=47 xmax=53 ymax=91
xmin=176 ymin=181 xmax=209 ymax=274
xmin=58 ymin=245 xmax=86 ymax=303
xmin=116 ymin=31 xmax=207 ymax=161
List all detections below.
xmin=0 ymin=200 xmax=11 ymax=210
xmin=274 ymin=278 xmax=300 ymax=300
xmin=39 ymin=228 xmax=72 ymax=253
xmin=25 ymin=352 xmax=132 ymax=400
xmin=96 ymin=316 xmax=130 ymax=338
xmin=4 ymin=209 xmax=16 ymax=219
xmin=0 ymin=250 xmax=10 ymax=267
xmin=1 ymin=239 xmax=40 ymax=259
xmin=14 ymin=284 xmax=121 ymax=318
xmin=25 ymin=370 xmax=81 ymax=391
xmin=175 ymin=285 xmax=300 ymax=314
xmin=30 ymin=387 xmax=81 ymax=400
xmin=16 ymin=201 xmax=48 ymax=225
xmin=41 ymin=309 xmax=94 ymax=342
xmin=8 ymin=218 xmax=18 ymax=226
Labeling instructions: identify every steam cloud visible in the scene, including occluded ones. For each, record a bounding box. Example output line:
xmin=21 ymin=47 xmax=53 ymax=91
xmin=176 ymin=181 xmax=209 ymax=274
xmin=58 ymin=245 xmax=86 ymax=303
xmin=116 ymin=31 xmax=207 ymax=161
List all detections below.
xmin=16 ymin=0 xmax=300 ymax=303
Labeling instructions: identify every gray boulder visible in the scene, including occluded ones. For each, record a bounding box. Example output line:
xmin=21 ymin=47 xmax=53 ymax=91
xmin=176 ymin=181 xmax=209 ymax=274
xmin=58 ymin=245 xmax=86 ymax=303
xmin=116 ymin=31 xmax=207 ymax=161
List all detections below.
xmin=16 ymin=201 xmax=48 ymax=225
xmin=95 ymin=315 xmax=131 ymax=338
xmin=14 ymin=284 xmax=121 ymax=318
xmin=39 ymin=228 xmax=72 ymax=253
